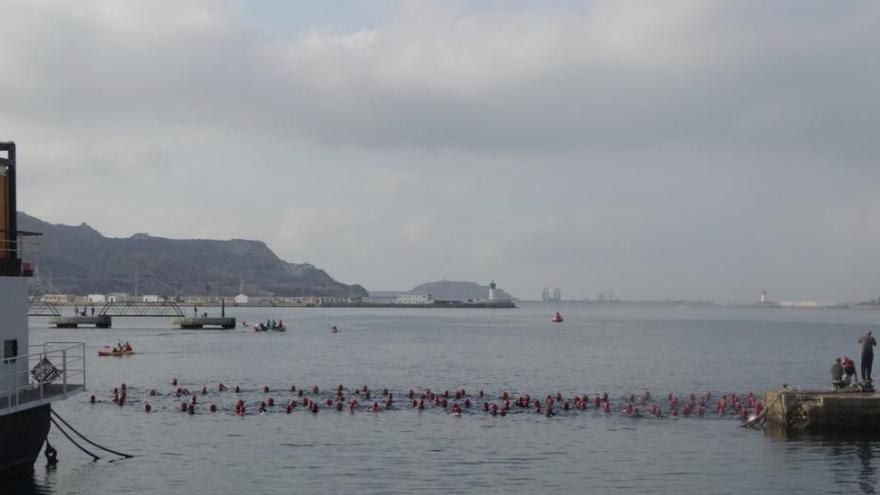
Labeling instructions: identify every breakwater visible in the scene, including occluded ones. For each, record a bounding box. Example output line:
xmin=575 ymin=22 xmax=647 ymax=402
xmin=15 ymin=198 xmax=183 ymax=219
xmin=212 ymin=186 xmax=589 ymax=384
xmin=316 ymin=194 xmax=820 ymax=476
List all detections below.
xmin=763 ymin=389 xmax=880 ymax=432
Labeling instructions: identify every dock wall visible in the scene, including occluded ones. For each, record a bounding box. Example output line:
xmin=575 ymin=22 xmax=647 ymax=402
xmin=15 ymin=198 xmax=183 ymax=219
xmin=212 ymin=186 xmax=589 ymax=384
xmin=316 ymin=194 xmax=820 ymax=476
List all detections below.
xmin=764 ymin=389 xmax=880 ymax=432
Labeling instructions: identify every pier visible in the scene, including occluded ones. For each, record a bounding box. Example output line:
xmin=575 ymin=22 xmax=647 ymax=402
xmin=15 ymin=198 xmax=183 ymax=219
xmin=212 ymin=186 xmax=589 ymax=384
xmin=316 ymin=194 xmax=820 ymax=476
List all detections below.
xmin=48 ymin=316 xmax=112 ymax=328
xmin=763 ymin=388 xmax=880 ymax=432
xmin=173 ymin=317 xmax=236 ymax=330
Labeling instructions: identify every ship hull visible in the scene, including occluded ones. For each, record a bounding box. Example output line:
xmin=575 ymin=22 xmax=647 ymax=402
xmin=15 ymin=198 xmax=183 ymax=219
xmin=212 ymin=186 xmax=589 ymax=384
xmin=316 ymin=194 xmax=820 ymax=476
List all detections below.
xmin=0 ymin=404 xmax=50 ymax=477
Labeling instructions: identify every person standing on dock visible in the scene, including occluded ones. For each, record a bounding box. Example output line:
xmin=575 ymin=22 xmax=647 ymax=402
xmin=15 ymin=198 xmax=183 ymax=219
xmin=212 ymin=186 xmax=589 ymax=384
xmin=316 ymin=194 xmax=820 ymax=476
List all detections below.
xmin=859 ymin=331 xmax=876 ymax=382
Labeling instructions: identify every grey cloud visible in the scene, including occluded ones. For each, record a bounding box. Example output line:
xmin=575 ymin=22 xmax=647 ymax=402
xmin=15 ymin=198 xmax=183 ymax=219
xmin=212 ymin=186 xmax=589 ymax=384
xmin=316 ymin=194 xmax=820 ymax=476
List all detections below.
xmin=1 ymin=0 xmax=879 ymax=302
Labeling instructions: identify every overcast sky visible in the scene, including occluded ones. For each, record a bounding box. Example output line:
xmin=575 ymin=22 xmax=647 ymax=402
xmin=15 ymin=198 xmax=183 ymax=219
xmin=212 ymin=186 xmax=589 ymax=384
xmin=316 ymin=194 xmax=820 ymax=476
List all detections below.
xmin=2 ymin=0 xmax=879 ymax=302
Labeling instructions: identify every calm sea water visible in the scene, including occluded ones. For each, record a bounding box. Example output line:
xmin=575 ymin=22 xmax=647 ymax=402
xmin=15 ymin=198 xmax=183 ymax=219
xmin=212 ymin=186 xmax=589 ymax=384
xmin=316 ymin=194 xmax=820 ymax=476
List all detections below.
xmin=10 ymin=303 xmax=880 ymax=494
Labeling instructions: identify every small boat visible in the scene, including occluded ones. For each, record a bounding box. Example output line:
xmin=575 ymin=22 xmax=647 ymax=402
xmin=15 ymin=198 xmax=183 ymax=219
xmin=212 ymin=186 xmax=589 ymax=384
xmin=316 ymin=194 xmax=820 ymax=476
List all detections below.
xmin=98 ymin=347 xmax=135 ymax=357
xmin=551 ymin=311 xmax=564 ymax=323
xmin=254 ymin=323 xmax=285 ymax=332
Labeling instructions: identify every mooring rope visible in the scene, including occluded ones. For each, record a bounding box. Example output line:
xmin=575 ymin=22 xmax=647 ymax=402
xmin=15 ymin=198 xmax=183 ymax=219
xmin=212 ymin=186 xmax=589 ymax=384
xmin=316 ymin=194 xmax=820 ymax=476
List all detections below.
xmin=49 ymin=416 xmax=100 ymax=461
xmin=51 ymin=408 xmax=135 ymax=459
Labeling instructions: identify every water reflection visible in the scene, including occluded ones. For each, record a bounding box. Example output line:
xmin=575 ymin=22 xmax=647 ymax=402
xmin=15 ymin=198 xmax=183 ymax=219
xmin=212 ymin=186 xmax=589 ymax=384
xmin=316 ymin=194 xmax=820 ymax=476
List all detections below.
xmin=762 ymin=426 xmax=880 ymax=494
xmin=7 ymin=471 xmax=50 ymax=495
xmin=856 ymin=441 xmax=876 ymax=494
xmin=774 ymin=431 xmax=880 ymax=495
xmin=827 ymin=437 xmax=877 ymax=494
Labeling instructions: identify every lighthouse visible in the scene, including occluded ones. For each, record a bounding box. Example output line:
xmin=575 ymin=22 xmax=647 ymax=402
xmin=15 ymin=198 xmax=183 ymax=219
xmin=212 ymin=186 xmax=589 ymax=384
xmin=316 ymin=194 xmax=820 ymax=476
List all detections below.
xmin=761 ymin=289 xmax=766 ymax=304
xmin=488 ymin=280 xmax=497 ymax=301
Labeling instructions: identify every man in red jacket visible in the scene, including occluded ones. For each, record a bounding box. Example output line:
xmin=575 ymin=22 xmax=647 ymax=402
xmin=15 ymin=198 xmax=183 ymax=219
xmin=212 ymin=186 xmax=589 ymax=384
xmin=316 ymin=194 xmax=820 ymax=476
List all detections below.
xmin=842 ymin=356 xmax=858 ymax=386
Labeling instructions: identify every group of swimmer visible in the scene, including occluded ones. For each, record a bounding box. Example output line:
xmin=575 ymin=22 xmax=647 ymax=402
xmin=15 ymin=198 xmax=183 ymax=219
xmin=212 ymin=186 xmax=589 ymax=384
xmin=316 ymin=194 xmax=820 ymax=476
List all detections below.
xmin=831 ymin=330 xmax=876 ymax=391
xmin=90 ymin=378 xmax=764 ymax=422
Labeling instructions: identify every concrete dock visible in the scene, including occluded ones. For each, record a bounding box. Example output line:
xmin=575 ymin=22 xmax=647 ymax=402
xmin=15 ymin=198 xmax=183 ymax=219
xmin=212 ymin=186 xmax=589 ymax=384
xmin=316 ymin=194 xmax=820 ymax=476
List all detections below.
xmin=763 ymin=388 xmax=880 ymax=432
xmin=49 ymin=316 xmax=112 ymax=328
xmin=173 ymin=317 xmax=236 ymax=329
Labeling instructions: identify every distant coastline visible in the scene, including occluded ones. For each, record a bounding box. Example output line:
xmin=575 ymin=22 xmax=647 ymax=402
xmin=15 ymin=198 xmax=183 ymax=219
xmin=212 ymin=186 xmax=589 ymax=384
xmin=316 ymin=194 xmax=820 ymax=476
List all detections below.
xmin=40 ymin=299 xmax=517 ymax=310
xmin=516 ymin=299 xmax=875 ymax=310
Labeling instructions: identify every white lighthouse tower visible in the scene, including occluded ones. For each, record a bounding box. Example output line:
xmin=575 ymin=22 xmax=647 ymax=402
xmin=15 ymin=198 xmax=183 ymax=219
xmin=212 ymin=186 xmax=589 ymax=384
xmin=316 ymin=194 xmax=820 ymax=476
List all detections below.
xmin=760 ymin=289 xmax=766 ymax=304
xmin=488 ymin=280 xmax=497 ymax=301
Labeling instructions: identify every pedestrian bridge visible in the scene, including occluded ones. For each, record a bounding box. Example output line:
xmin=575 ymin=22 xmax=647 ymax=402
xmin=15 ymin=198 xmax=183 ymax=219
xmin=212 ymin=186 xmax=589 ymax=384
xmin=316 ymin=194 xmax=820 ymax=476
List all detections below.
xmin=28 ymin=301 xmax=186 ymax=317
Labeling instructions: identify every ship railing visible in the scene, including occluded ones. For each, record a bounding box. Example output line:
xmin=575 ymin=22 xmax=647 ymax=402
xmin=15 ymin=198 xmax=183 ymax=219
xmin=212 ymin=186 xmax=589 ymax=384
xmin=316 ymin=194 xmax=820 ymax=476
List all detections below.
xmin=0 ymin=229 xmax=43 ymax=277
xmin=0 ymin=231 xmax=42 ymax=276
xmin=0 ymin=341 xmax=85 ymax=415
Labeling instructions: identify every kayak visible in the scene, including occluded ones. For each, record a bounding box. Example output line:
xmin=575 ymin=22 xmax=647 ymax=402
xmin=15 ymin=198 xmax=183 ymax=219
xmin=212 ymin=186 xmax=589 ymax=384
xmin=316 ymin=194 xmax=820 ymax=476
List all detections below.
xmin=98 ymin=347 xmax=135 ymax=357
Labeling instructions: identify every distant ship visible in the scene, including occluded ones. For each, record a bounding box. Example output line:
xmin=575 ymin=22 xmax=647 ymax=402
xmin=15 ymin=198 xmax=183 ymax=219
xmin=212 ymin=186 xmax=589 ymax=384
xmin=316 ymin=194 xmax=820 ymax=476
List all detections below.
xmin=0 ymin=142 xmax=85 ymax=477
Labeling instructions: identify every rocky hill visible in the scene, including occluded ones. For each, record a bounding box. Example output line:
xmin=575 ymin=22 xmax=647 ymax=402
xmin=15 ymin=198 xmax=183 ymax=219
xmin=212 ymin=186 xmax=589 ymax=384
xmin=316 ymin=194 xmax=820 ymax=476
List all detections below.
xmin=408 ymin=280 xmax=514 ymax=301
xmin=18 ymin=212 xmax=366 ymax=298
